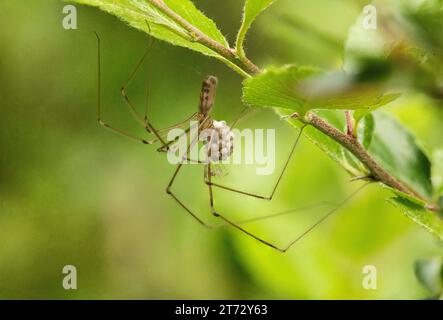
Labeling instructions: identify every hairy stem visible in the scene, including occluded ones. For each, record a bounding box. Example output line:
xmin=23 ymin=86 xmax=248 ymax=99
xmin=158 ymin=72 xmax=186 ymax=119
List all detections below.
xmin=345 ymin=110 xmax=354 ymax=137
xmin=149 ymin=0 xmax=260 ymax=75
xmin=304 ymin=113 xmax=426 ymax=202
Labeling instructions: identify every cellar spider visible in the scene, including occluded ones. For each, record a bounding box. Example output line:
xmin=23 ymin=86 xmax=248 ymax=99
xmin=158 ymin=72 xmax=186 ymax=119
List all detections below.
xmin=94 ymin=33 xmax=369 ymax=253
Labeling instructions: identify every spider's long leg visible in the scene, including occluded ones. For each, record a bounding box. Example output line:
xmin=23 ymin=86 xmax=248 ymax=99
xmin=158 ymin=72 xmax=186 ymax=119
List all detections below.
xmin=156 ymin=112 xmax=199 ymax=135
xmin=205 ymin=124 xmax=307 ymax=200
xmin=279 ymin=182 xmax=370 ymax=252
xmin=120 ymin=39 xmax=152 ymax=128
xmin=207 ymin=162 xmax=370 ymax=252
xmin=145 ymin=87 xmax=214 ymax=150
xmin=206 ymin=163 xmax=282 ymax=250
xmin=144 ymin=111 xmax=204 ymax=152
xmin=183 ymin=115 xmax=213 ymax=163
xmin=158 ymin=107 xmax=251 ymax=155
xmin=157 ymin=122 xmax=194 ymax=153
xmin=118 ymin=34 xmax=195 ymax=146
xmin=159 ymin=114 xmax=210 ymax=158
xmin=95 ymin=33 xmax=198 ymax=148
xmin=229 ymin=107 xmax=256 ymax=129
xmin=154 ymin=112 xmax=200 ymax=152
xmin=166 ymin=164 xmax=213 ymax=228
xmin=201 ymin=170 xmax=335 ymax=228
xmin=94 ymin=32 xmax=156 ymax=145
xmin=233 ymin=202 xmax=336 ymax=225
xmin=165 ymin=116 xmax=215 ymax=227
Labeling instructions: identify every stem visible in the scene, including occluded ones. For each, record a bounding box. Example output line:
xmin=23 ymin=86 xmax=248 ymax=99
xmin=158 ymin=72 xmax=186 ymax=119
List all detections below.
xmin=345 ymin=110 xmax=354 ymax=137
xmin=304 ymin=113 xmax=426 ymax=202
xmin=149 ymin=0 xmax=260 ymax=75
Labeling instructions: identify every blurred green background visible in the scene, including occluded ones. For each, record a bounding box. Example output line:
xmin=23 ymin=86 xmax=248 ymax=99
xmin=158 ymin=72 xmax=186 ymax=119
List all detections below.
xmin=0 ymin=0 xmax=442 ymax=299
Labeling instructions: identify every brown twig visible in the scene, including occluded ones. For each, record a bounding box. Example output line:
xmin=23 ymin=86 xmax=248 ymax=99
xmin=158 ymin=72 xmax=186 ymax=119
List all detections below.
xmin=345 ymin=110 xmax=354 ymax=137
xmin=149 ymin=0 xmax=260 ymax=75
xmin=304 ymin=113 xmax=427 ymax=202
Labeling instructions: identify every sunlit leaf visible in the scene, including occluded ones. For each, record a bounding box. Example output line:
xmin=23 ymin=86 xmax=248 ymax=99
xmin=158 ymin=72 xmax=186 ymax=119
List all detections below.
xmin=403 ymin=0 xmax=443 ymax=53
xmin=358 ymin=113 xmax=375 ymax=150
xmin=388 ymin=194 xmax=443 ymax=242
xmin=71 ymin=0 xmax=228 ymax=58
xmin=433 ymin=149 xmax=443 ymax=196
xmin=236 ymin=0 xmax=277 ymax=57
xmin=383 ymin=184 xmax=443 ymax=243
xmin=415 ymin=257 xmax=443 ymax=296
xmin=353 ymin=93 xmax=401 ymax=130
xmin=369 ymin=112 xmax=433 ymax=199
xmin=344 ymin=0 xmax=443 ymax=100
xmin=242 ymin=66 xmax=399 ymax=116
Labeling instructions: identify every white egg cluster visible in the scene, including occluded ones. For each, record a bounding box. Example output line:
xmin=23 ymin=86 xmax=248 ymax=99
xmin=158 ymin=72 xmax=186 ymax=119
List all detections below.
xmin=207 ymin=120 xmax=234 ymax=162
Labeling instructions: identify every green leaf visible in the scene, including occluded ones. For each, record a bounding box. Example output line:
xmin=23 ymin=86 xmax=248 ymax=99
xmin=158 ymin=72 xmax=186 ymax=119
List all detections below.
xmin=236 ymin=0 xmax=277 ymax=58
xmin=242 ymin=66 xmax=399 ymax=116
xmin=343 ymin=1 xmax=443 ymax=100
xmin=403 ymin=0 xmax=443 ymax=53
xmin=71 ymin=0 xmax=228 ymax=58
xmin=415 ymin=257 xmax=443 ymax=296
xmin=353 ymin=93 xmax=401 ymax=133
xmin=358 ymin=113 xmax=375 ymax=150
xmin=388 ymin=195 xmax=443 ymax=242
xmin=433 ymin=149 xmax=443 ymax=196
xmin=369 ymin=112 xmax=433 ymax=199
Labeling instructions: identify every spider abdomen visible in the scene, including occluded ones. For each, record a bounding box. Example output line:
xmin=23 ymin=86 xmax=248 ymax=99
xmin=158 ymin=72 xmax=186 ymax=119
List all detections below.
xmin=206 ymin=120 xmax=234 ymax=162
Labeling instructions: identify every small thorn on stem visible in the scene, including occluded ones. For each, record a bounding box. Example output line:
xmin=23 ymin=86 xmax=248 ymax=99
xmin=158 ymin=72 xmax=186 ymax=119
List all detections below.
xmin=280 ymin=112 xmax=299 ymax=120
xmin=345 ymin=110 xmax=355 ymax=137
xmin=350 ymin=175 xmax=374 ymax=182
xmin=425 ymin=204 xmax=441 ymax=212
